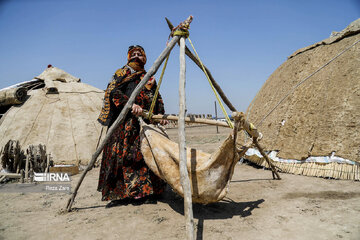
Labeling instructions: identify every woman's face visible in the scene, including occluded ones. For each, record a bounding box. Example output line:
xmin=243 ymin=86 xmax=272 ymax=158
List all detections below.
xmin=130 ymin=50 xmax=146 ymax=64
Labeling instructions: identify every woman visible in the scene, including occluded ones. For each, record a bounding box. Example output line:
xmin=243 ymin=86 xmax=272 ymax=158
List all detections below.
xmin=97 ymin=45 xmax=167 ymax=208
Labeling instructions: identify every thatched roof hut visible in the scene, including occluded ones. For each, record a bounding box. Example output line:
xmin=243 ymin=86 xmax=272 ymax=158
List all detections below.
xmin=0 ymin=66 xmax=106 ymax=167
xmin=243 ymin=19 xmax=360 ymax=180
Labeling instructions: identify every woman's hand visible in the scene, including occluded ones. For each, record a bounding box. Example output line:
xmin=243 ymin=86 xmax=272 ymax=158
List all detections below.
xmin=132 ymin=104 xmax=143 ymax=116
xmin=159 ymin=119 xmax=169 ymax=125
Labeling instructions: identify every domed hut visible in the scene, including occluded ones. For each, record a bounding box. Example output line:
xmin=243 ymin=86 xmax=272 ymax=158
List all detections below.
xmin=244 ymin=19 xmax=360 ymax=180
xmin=0 ymin=66 xmax=106 ymax=170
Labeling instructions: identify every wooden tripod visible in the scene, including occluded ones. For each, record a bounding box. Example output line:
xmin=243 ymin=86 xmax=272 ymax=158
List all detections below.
xmin=65 ymin=16 xmax=280 ymax=240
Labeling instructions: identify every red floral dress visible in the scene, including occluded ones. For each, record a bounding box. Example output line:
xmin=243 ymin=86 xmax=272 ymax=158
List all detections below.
xmin=97 ymin=66 xmax=166 ymax=201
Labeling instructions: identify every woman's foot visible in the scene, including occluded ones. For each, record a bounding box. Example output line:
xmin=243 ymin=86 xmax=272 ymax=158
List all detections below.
xmin=105 ymin=199 xmax=129 ymax=208
xmin=131 ymin=195 xmax=158 ymax=206
xmin=143 ymin=197 xmax=157 ymax=204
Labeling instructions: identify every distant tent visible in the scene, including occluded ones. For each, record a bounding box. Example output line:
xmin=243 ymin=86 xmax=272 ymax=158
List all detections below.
xmin=0 ymin=66 xmax=106 ymax=167
xmin=243 ymin=19 xmax=360 ymax=180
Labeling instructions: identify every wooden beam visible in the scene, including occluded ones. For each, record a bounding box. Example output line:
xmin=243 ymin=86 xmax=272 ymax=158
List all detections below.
xmin=142 ymin=112 xmax=230 ymax=128
xmin=0 ymin=173 xmax=21 ymax=178
xmin=65 ymin=21 xmax=185 ymax=212
xmin=178 ymin=36 xmax=195 ymax=240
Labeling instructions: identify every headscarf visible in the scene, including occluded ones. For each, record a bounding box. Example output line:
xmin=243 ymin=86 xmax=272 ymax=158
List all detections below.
xmin=127 ymin=45 xmax=147 ymax=66
xmin=97 ymin=45 xmax=147 ymax=126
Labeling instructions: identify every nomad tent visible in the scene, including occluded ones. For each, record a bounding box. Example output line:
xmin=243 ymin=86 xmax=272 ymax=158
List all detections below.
xmin=0 ymin=66 xmax=106 ymax=168
xmin=243 ymin=19 xmax=360 ymax=180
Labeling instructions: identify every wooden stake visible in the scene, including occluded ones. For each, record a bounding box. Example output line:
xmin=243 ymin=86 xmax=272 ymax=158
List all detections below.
xmin=20 ymin=169 xmax=24 ymax=183
xmin=178 ymin=36 xmax=195 ymax=240
xmin=45 ymin=154 xmax=50 ymax=173
xmin=29 ymin=169 xmax=34 ymax=183
xmin=214 ymin=101 xmax=219 ymax=133
xmin=25 ymin=154 xmax=29 ymax=182
xmin=65 ymin=25 xmax=184 ymax=212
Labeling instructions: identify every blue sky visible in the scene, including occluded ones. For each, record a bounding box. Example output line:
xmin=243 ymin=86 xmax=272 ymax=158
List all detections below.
xmin=0 ymin=0 xmax=359 ymax=115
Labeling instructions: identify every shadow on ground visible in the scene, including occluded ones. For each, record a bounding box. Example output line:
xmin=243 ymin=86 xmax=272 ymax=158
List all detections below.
xmin=160 ymin=189 xmax=265 ymax=240
xmin=161 ymin=190 xmax=265 ymax=220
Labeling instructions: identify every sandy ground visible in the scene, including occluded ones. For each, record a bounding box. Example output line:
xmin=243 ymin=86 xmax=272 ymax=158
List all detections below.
xmin=0 ymin=125 xmax=359 ymax=240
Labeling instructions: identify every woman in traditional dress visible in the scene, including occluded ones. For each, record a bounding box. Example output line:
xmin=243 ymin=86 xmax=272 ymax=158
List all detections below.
xmin=97 ymin=45 xmax=167 ymax=208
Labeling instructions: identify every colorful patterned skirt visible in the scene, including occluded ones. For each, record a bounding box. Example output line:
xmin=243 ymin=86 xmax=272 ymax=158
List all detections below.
xmin=97 ymin=117 xmax=166 ymax=201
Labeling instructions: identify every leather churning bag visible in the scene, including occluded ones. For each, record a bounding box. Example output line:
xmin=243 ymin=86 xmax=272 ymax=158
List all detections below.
xmin=139 ymin=119 xmax=239 ymax=204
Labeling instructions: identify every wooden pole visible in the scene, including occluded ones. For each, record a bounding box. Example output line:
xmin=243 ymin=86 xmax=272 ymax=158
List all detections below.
xmin=232 ymin=112 xmax=281 ymax=179
xmin=20 ymin=169 xmax=24 ymax=183
xmin=45 ymin=154 xmax=50 ymax=173
xmin=167 ymin=17 xmax=280 ymax=182
xmin=165 ymin=17 xmax=236 ymax=112
xmin=65 ymin=32 xmax=181 ymax=212
xmin=142 ymin=112 xmax=231 ymax=128
xmin=0 ymin=176 xmax=6 ymax=182
xmin=214 ymin=101 xmax=219 ymax=133
xmin=179 ymin=36 xmax=195 ymax=240
xmin=25 ymin=154 xmax=29 ymax=182
xmin=0 ymin=173 xmax=21 ymax=178
xmin=29 ymin=169 xmax=34 ymax=183
xmin=232 ymin=112 xmax=260 ymax=138
xmin=253 ymin=139 xmax=281 ymax=180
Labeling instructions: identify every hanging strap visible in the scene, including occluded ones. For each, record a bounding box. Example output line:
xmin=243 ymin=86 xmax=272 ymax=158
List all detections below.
xmin=187 ymin=37 xmax=234 ymax=128
xmin=148 ymin=53 xmax=170 ymax=119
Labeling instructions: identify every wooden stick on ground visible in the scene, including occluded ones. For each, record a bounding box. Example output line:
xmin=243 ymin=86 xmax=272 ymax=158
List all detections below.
xmin=178 ymin=36 xmax=195 ymax=240
xmin=0 ymin=173 xmax=21 ymax=178
xmin=65 ymin=21 xmax=186 ymax=212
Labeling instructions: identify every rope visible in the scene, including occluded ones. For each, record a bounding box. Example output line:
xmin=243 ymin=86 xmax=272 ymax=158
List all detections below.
xmin=256 ymin=37 xmax=360 ymax=127
xmin=167 ymin=16 xmax=192 ymax=43
xmin=173 ymin=29 xmax=189 ymax=38
xmin=148 ymin=53 xmax=170 ymax=119
xmin=244 ymin=95 xmax=256 ymax=143
xmin=188 ymin=37 xmax=234 ymax=128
